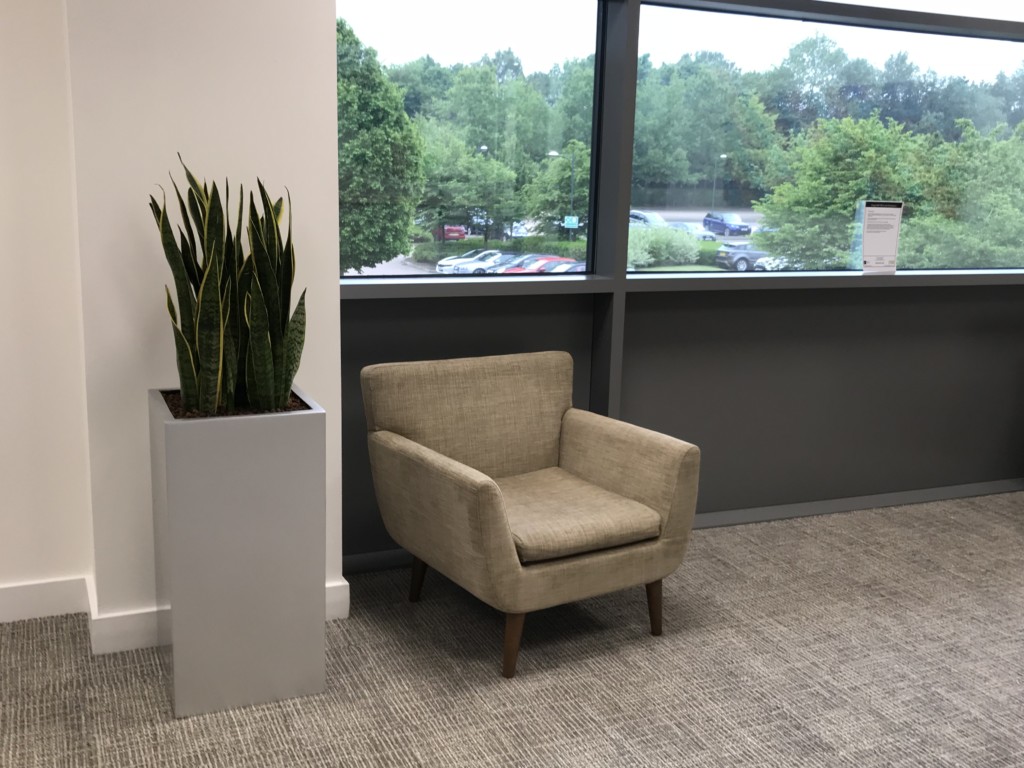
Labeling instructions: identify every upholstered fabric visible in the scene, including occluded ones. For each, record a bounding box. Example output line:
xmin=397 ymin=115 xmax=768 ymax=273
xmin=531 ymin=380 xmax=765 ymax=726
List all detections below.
xmin=496 ymin=467 xmax=662 ymax=563
xmin=361 ymin=351 xmax=572 ymax=479
xmin=361 ymin=351 xmax=701 ymax=616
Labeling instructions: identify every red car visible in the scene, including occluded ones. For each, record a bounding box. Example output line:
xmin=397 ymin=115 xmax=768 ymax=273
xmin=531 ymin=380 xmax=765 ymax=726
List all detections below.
xmin=498 ymin=255 xmax=574 ymax=274
xmin=432 ymin=225 xmax=467 ymax=241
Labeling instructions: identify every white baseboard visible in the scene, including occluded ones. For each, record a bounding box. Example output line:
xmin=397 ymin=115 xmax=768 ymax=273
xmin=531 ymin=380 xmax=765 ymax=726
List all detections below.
xmin=326 ymin=578 xmax=351 ymax=621
xmin=0 ymin=576 xmax=89 ymax=622
xmin=0 ymin=574 xmax=351 ymax=655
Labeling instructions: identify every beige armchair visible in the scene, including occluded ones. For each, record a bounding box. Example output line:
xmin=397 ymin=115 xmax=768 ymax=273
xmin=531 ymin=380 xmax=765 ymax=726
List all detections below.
xmin=360 ymin=351 xmax=701 ymax=677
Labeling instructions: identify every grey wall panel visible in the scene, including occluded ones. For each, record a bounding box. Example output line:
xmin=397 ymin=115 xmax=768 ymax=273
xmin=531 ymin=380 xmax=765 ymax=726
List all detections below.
xmin=340 ymin=294 xmax=595 ymax=557
xmin=621 ymin=286 xmax=1024 ymax=513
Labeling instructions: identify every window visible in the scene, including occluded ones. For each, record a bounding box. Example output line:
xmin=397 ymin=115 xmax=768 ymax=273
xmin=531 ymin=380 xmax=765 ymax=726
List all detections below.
xmin=628 ymin=3 xmax=1024 ymax=273
xmin=336 ymin=0 xmax=597 ymax=278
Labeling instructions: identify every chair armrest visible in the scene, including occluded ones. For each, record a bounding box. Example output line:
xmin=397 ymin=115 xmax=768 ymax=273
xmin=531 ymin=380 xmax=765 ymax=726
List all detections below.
xmin=367 ymin=430 xmax=521 ymax=598
xmin=559 ymin=408 xmax=700 ymax=541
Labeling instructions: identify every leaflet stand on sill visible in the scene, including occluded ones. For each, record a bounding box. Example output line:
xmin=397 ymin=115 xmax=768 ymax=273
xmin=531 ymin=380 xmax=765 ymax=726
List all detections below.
xmin=855 ymin=200 xmax=903 ymax=275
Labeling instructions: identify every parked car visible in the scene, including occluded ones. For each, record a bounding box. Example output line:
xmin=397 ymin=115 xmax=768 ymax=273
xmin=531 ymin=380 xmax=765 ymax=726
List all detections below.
xmin=703 ymin=212 xmax=752 ymax=236
xmin=498 ymin=255 xmax=571 ymax=274
xmin=629 ymin=209 xmax=670 ymax=227
xmin=715 ymin=241 xmax=768 ymax=271
xmin=546 ymin=261 xmax=587 ymax=273
xmin=452 ymin=251 xmax=519 ymax=274
xmin=432 ymin=224 xmax=467 ymax=241
xmin=535 ymin=258 xmax=578 ymax=272
xmin=673 ymin=221 xmax=717 ymax=241
xmin=753 ymin=255 xmax=791 ymax=271
xmin=435 ymin=248 xmax=499 ymax=274
xmin=491 ymin=253 xmax=542 ymax=273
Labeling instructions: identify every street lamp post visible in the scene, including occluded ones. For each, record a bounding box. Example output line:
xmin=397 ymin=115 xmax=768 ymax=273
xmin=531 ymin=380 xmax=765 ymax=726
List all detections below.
xmin=711 ymin=153 xmax=727 ymax=212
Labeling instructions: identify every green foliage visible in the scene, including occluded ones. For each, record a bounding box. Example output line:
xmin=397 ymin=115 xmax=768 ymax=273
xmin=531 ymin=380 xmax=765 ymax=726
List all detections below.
xmin=523 ymin=140 xmax=590 ymax=235
xmin=150 ymin=158 xmax=305 ymax=416
xmin=338 ymin=19 xmax=424 ymax=273
xmin=900 ymin=124 xmax=1024 ymax=268
xmin=627 ymin=227 xmax=700 ymax=270
xmin=756 ymin=113 xmax=926 ymax=268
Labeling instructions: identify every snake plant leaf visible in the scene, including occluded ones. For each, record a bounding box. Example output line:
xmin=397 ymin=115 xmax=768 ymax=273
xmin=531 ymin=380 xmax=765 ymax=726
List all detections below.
xmin=177 ymin=229 xmax=200 ymax=298
xmin=194 ymin=245 xmax=225 ymax=415
xmin=233 ymin=257 xmax=253 ymax=407
xmin=165 ymin=284 xmax=178 ymax=327
xmin=280 ymin=289 xmax=306 ymax=407
xmin=249 ymin=194 xmax=282 ymax=342
xmin=204 ymin=182 xmax=225 ymax=269
xmin=279 ymin=189 xmax=294 ymax=334
xmin=187 ymin=187 xmax=206 ymax=267
xmin=220 ymin=291 xmax=236 ymax=407
xmin=167 ymin=287 xmax=199 ymax=408
xmin=245 ymin=275 xmax=275 ymax=411
xmin=256 ymin=181 xmax=281 ymax=270
xmin=180 ymin=154 xmax=208 ymax=209
xmin=171 ymin=178 xmax=200 ymax=291
xmin=150 ymin=191 xmax=196 ymax=343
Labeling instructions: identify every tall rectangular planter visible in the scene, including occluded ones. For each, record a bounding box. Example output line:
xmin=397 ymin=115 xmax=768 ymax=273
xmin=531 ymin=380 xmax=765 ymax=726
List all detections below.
xmin=149 ymin=387 xmax=326 ymax=718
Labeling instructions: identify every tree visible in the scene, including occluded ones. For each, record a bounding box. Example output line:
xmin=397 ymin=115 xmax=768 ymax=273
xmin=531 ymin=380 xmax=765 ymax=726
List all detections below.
xmin=337 ymin=19 xmax=423 ymax=273
xmin=523 ymin=139 xmax=591 ymax=235
xmin=755 ymin=113 xmax=927 ymax=268
xmin=386 ymin=55 xmax=454 ymax=118
xmin=901 ymin=123 xmax=1024 ymax=268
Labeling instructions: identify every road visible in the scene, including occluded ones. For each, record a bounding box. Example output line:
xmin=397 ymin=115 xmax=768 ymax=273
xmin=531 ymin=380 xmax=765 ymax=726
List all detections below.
xmin=343 ymin=254 xmax=435 ymax=276
xmin=656 ymin=207 xmax=764 ymax=226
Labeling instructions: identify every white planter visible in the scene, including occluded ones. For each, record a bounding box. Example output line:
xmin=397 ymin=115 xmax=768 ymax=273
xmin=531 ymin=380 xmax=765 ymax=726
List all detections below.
xmin=149 ymin=387 xmax=326 ymax=717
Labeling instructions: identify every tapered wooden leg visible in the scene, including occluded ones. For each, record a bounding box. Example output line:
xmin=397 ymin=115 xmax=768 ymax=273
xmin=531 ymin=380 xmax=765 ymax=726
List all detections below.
xmin=409 ymin=557 xmax=427 ymax=602
xmin=646 ymin=580 xmax=663 ymax=636
xmin=502 ymin=612 xmax=526 ymax=678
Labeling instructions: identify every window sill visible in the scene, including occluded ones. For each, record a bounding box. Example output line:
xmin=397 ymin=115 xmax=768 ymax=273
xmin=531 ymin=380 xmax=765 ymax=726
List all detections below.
xmin=339 ymin=269 xmax=1024 ymax=300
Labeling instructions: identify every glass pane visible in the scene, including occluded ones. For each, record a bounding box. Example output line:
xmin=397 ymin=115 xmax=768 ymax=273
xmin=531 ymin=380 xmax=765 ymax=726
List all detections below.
xmin=337 ymin=0 xmax=596 ymax=277
xmin=629 ymin=4 xmax=1024 ymax=273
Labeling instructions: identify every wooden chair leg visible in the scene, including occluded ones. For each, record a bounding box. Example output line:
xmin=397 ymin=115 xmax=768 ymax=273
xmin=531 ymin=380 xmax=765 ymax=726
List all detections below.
xmin=502 ymin=612 xmax=526 ymax=678
xmin=646 ymin=580 xmax=663 ymax=636
xmin=409 ymin=557 xmax=427 ymax=602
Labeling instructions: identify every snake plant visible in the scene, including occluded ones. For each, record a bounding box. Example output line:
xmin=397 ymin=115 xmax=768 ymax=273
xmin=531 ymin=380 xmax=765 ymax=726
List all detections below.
xmin=150 ymin=158 xmax=306 ymax=416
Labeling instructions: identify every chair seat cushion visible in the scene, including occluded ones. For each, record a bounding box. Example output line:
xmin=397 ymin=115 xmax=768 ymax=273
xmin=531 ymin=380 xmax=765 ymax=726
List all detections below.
xmin=495 ymin=467 xmax=662 ymax=563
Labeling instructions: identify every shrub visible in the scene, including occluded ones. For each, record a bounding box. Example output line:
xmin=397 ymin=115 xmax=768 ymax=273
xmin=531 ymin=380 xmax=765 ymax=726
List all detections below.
xmin=627 ymin=227 xmax=699 ymax=269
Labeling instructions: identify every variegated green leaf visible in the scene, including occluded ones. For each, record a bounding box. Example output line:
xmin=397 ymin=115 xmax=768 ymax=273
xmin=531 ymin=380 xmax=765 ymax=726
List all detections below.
xmin=245 ymin=275 xmax=275 ymax=411
xmin=194 ymin=248 xmax=224 ymax=414
xmin=150 ymin=191 xmax=195 ymax=349
xmin=171 ymin=178 xmax=200 ymax=291
xmin=280 ymin=289 xmax=306 ymax=407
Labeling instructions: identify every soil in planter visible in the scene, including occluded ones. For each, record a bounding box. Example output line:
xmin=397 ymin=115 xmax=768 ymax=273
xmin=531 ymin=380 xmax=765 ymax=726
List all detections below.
xmin=162 ymin=391 xmax=311 ymax=420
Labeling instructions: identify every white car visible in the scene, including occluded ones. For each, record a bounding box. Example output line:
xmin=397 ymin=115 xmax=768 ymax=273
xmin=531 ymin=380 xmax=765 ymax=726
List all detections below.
xmin=453 ymin=251 xmax=519 ymax=274
xmin=628 ymin=209 xmax=669 ymax=227
xmin=435 ymin=248 xmax=500 ymax=274
xmin=675 ymin=222 xmax=717 ymax=241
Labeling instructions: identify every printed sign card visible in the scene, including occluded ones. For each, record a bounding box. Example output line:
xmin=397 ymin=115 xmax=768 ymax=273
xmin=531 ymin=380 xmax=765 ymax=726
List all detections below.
xmin=860 ymin=201 xmax=903 ymax=274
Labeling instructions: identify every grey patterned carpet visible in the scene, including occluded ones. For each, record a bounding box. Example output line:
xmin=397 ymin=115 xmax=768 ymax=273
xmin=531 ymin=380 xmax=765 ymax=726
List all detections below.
xmin=3 ymin=494 xmax=1023 ymax=767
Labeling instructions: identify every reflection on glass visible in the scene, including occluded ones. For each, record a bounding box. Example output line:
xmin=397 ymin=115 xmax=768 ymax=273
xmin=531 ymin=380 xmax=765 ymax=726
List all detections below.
xmin=337 ymin=0 xmax=596 ymax=277
xmin=629 ymin=5 xmax=1024 ymax=273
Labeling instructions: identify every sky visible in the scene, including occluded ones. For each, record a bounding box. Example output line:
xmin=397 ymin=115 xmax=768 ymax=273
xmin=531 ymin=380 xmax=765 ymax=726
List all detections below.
xmin=337 ymin=1 xmax=1024 ymax=84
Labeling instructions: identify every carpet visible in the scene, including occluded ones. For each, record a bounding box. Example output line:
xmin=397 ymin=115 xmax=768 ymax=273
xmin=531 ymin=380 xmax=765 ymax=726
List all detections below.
xmin=2 ymin=493 xmax=1022 ymax=766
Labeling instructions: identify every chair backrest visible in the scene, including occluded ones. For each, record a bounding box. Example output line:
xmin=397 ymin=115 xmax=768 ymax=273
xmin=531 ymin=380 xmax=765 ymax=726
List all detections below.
xmin=361 ymin=351 xmax=573 ymax=478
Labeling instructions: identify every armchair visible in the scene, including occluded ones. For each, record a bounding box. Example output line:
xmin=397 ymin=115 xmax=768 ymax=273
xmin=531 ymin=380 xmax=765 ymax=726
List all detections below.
xmin=360 ymin=351 xmax=700 ymax=677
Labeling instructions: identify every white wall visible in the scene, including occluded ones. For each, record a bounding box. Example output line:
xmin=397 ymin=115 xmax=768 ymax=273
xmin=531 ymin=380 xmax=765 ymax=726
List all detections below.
xmin=0 ymin=0 xmax=95 ymax=618
xmin=63 ymin=0 xmax=344 ymax=637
